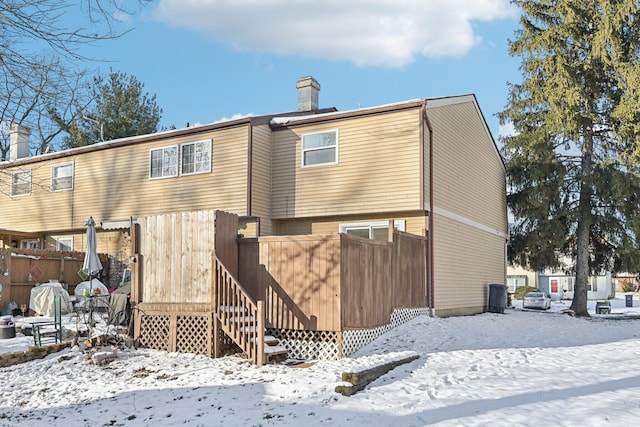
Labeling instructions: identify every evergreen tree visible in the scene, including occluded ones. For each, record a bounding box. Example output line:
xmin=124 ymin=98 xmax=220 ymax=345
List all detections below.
xmin=500 ymin=0 xmax=640 ymax=316
xmin=57 ymin=71 xmax=162 ymax=148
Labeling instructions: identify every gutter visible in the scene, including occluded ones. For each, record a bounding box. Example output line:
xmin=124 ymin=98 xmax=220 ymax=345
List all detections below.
xmin=247 ymin=122 xmax=253 ymax=219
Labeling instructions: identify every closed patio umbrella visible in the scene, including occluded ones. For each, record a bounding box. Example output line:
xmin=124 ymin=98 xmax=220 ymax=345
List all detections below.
xmin=82 ymin=217 xmax=103 ymax=293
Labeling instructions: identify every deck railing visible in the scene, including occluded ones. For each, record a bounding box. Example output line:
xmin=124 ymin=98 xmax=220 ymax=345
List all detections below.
xmin=213 ymin=254 xmax=265 ymax=365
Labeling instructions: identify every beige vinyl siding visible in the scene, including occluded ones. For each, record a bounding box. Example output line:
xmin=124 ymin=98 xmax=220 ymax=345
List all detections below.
xmin=276 ymin=212 xmax=428 ymax=237
xmin=426 ymin=98 xmax=507 ymax=317
xmin=44 ymin=232 xmax=122 ymax=253
xmin=0 ymin=160 xmax=76 ymax=230
xmin=271 ymin=108 xmax=422 ymax=219
xmin=250 ymin=124 xmax=273 ymax=236
xmin=239 ymin=219 xmax=258 ymax=238
xmin=432 ymin=214 xmax=506 ymax=317
xmin=0 ymin=125 xmax=250 ymax=232
xmin=428 ymin=101 xmax=507 ymax=233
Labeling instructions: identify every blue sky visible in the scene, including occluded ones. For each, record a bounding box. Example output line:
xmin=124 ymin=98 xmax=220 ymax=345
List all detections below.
xmin=79 ymin=0 xmax=522 ymax=141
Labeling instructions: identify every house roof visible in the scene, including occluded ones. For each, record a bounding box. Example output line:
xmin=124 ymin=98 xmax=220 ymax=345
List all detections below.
xmin=0 ymin=106 xmax=340 ymax=168
xmin=0 ymin=95 xmax=501 ymax=168
xmin=269 ymin=94 xmax=505 ymax=169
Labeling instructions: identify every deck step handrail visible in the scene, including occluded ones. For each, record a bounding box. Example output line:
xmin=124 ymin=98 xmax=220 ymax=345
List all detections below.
xmin=213 ymin=255 xmax=266 ymax=365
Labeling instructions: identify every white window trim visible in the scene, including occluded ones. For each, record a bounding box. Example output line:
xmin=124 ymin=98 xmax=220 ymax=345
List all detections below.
xmin=149 ymin=145 xmax=179 ymax=179
xmin=20 ymin=239 xmax=40 ymax=249
xmin=180 ymin=139 xmax=212 ymax=176
xmin=11 ymin=169 xmax=32 ymax=197
xmin=301 ymin=129 xmax=339 ymax=168
xmin=56 ymin=236 xmax=74 ymax=251
xmin=339 ymin=220 xmax=406 ymax=239
xmin=51 ymin=161 xmax=74 ymax=192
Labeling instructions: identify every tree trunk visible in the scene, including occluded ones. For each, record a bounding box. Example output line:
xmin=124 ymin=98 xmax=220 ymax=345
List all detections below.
xmin=572 ymin=214 xmax=591 ymax=316
xmin=570 ymin=131 xmax=594 ymax=317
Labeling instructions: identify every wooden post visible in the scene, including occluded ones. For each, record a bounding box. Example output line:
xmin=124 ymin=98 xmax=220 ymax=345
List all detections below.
xmin=212 ymin=314 xmax=220 ymax=359
xmin=129 ymin=223 xmax=143 ymax=340
xmin=257 ymin=300 xmax=265 ymax=366
xmin=388 ymin=219 xmax=395 ymax=242
xmin=59 ymin=256 xmax=65 ymax=283
xmin=130 ymin=223 xmax=142 ymax=304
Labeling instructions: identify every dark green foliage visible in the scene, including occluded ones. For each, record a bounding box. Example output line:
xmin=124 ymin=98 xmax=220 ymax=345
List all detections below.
xmin=54 ymin=70 xmax=162 ymax=148
xmin=514 ymin=286 xmax=539 ymax=300
xmin=500 ymin=0 xmax=640 ymax=316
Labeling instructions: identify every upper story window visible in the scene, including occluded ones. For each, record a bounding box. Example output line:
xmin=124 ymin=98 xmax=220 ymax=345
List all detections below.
xmin=339 ymin=220 xmax=406 ymax=241
xmin=51 ymin=162 xmax=74 ymax=191
xmin=181 ymin=139 xmax=212 ymax=175
xmin=150 ymin=145 xmax=178 ymax=179
xmin=11 ymin=169 xmax=32 ymax=196
xmin=150 ymin=140 xmax=212 ymax=179
xmin=302 ymin=130 xmax=338 ymax=167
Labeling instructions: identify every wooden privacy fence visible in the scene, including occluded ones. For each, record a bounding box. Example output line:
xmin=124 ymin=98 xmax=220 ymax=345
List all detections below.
xmin=134 ymin=210 xmax=238 ymax=304
xmin=133 ymin=210 xmax=261 ymax=360
xmin=238 ymin=229 xmax=429 ymax=332
xmin=0 ymin=248 xmax=109 ymax=311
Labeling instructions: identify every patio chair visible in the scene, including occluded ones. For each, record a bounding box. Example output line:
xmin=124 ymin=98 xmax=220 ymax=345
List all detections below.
xmin=31 ymin=295 xmax=63 ymax=346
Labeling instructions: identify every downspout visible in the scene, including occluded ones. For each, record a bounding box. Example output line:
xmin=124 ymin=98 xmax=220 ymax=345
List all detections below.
xmin=247 ymin=122 xmax=253 ymax=218
xmin=422 ymin=101 xmax=435 ymax=316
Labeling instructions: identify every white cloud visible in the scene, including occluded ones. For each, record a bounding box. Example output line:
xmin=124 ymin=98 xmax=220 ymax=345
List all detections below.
xmin=151 ymin=0 xmax=517 ymax=67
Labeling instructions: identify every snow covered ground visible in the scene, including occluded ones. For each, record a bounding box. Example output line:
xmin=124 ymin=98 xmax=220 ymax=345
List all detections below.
xmin=1 ymin=294 xmax=640 ymax=426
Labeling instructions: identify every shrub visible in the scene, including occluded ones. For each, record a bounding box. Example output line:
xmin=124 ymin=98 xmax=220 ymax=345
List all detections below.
xmin=514 ymin=286 xmax=539 ymax=300
xmin=620 ymin=281 xmax=635 ymax=293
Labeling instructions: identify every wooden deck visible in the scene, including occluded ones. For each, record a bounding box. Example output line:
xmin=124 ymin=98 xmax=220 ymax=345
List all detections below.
xmin=131 ymin=210 xmax=429 ymax=362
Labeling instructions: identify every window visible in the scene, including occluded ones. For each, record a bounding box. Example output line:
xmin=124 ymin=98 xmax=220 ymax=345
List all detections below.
xmin=56 ymin=237 xmax=73 ymax=252
xmin=51 ymin=162 xmax=74 ymax=191
xmin=302 ymin=130 xmax=338 ymax=167
xmin=150 ymin=145 xmax=178 ymax=179
xmin=339 ymin=220 xmax=406 ymax=241
xmin=20 ymin=239 xmax=40 ymax=249
xmin=11 ymin=169 xmax=31 ymax=196
xmin=564 ymin=277 xmax=574 ymax=292
xmin=181 ymin=139 xmax=212 ymax=175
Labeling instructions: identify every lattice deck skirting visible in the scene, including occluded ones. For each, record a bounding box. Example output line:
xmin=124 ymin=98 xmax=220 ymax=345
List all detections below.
xmin=267 ymin=328 xmax=343 ymax=361
xmin=342 ymin=307 xmax=429 ymax=357
xmin=139 ymin=315 xmax=170 ymax=351
xmin=138 ymin=307 xmax=428 ymax=361
xmin=271 ymin=307 xmax=430 ymax=361
xmin=138 ymin=312 xmax=214 ymax=356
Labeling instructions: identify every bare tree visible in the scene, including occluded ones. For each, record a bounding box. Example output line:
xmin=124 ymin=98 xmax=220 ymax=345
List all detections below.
xmin=0 ymin=0 xmax=151 ymax=159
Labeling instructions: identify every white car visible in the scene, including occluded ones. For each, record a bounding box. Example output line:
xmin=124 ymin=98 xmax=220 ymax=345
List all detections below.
xmin=523 ymin=292 xmax=551 ymax=310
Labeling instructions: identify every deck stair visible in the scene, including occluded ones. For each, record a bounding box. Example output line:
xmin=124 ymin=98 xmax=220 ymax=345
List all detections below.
xmin=219 ymin=304 xmax=288 ymax=361
xmin=214 ymin=256 xmax=287 ymax=365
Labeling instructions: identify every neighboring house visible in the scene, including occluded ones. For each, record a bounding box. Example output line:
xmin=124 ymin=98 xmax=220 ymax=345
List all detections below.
xmin=538 ymin=272 xmax=614 ymax=301
xmin=508 ymin=256 xmax=616 ymax=301
xmin=507 ymin=264 xmax=538 ymax=294
xmin=0 ymin=77 xmax=507 ymax=358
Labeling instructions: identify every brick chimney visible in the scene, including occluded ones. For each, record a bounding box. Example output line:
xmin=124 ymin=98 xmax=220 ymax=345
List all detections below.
xmin=296 ymin=76 xmax=320 ymax=112
xmin=9 ymin=124 xmax=31 ymax=160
